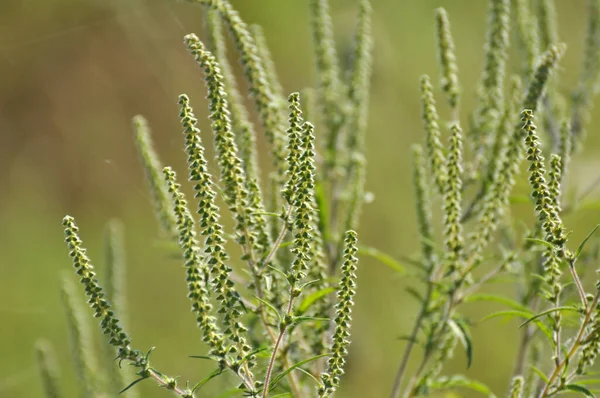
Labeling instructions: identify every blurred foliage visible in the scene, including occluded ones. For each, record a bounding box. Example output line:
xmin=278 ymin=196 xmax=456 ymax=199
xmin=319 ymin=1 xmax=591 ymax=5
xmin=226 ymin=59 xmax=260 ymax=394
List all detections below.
xmin=1 ymin=0 xmax=600 ymax=397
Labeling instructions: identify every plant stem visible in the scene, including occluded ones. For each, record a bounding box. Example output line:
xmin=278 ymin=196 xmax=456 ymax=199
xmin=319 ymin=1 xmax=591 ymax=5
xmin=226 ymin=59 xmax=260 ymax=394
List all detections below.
xmin=539 ymin=291 xmax=600 ymax=398
xmin=263 ymin=294 xmax=296 ymax=398
xmin=389 ymin=283 xmax=433 ymax=398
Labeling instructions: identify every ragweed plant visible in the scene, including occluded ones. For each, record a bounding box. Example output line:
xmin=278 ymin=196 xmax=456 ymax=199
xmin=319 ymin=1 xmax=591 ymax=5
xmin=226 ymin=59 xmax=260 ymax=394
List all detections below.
xmin=389 ymin=0 xmax=600 ymax=397
xmin=39 ymin=0 xmax=371 ymax=397
xmin=37 ymin=0 xmax=600 ymax=397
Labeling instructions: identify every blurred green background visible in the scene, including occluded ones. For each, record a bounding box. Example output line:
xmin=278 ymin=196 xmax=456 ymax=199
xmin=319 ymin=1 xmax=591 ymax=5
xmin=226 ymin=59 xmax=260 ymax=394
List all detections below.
xmin=2 ymin=0 xmax=600 ymax=397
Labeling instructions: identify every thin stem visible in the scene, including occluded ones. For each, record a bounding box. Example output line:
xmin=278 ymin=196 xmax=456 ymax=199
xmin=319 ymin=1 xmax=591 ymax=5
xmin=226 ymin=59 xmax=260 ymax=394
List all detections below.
xmin=262 ymin=206 xmax=294 ymax=267
xmin=263 ymin=294 xmax=296 ymax=398
xmin=389 ymin=283 xmax=433 ymax=398
xmin=539 ymin=291 xmax=600 ymax=398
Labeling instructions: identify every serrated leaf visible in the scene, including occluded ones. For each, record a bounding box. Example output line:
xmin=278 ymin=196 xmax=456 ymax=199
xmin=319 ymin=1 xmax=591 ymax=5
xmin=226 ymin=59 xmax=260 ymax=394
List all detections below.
xmin=297 ymin=287 xmax=336 ymax=315
xmin=268 ymin=353 xmax=331 ymax=392
xmin=357 ymin=246 xmax=406 ymax=274
xmin=564 ymin=384 xmax=596 ymax=397
xmin=575 ymin=224 xmax=600 ymax=259
xmin=448 ymin=318 xmax=473 ymax=368
xmin=519 ymin=306 xmax=578 ymax=328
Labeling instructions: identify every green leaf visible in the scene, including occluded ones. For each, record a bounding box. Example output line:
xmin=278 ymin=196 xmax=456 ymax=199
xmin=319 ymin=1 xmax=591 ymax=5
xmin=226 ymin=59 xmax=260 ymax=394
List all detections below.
xmin=191 ymin=368 xmax=227 ymax=392
xmin=448 ymin=318 xmax=473 ymax=368
xmin=575 ymin=224 xmax=600 ymax=259
xmin=292 ymin=316 xmax=329 ymax=326
xmin=431 ymin=375 xmax=496 ymax=397
xmin=530 ymin=366 xmax=549 ymax=383
xmin=215 ymin=388 xmax=246 ymax=398
xmin=519 ymin=306 xmax=579 ymax=328
xmin=525 ymin=238 xmax=558 ymax=250
xmin=577 ymin=379 xmax=600 ymax=386
xmin=405 ymin=286 xmax=424 ymax=303
xmin=119 ymin=376 xmax=149 ymax=394
xmin=358 ymin=246 xmax=406 ymax=274
xmin=297 ymin=287 xmax=336 ymax=315
xmin=268 ymin=353 xmax=331 ymax=392
xmin=314 ymin=178 xmax=330 ymax=240
xmin=480 ymin=310 xmax=553 ymax=341
xmin=254 ymin=296 xmax=282 ymax=323
xmin=188 ymin=355 xmax=220 ymax=361
xmin=464 ymin=294 xmax=531 ymax=313
xmin=564 ymin=384 xmax=596 ymax=397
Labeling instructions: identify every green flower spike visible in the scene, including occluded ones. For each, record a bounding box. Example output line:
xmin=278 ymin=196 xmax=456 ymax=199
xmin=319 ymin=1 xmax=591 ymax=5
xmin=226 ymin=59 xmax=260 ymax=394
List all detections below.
xmin=175 ymin=95 xmax=255 ymax=376
xmin=443 ymin=124 xmax=465 ymax=274
xmin=191 ymin=0 xmax=288 ymax=183
xmin=35 ymin=341 xmax=62 ymax=398
xmin=512 ymin=0 xmax=539 ymax=79
xmin=310 ymin=0 xmax=343 ymax=137
xmin=434 ymin=7 xmax=460 ymax=113
xmin=420 ymin=74 xmax=447 ymax=195
xmin=318 ymin=230 xmax=359 ymax=398
xmin=162 ymin=167 xmax=228 ymax=362
xmin=62 ymin=277 xmax=99 ymax=397
xmin=184 ymin=35 xmax=268 ymax=269
xmin=509 ymin=375 xmax=524 ymax=398
xmin=132 ymin=115 xmax=177 ymax=238
xmin=412 ymin=145 xmax=436 ymax=268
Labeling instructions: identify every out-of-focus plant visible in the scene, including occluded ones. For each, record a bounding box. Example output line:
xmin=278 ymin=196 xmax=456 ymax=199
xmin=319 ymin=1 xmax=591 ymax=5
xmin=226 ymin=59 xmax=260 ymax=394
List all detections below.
xmin=37 ymin=0 xmax=600 ymax=397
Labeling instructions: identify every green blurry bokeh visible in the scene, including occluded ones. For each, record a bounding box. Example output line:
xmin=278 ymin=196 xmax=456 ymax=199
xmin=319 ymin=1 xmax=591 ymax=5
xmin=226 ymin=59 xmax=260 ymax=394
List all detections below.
xmin=1 ymin=0 xmax=599 ymax=396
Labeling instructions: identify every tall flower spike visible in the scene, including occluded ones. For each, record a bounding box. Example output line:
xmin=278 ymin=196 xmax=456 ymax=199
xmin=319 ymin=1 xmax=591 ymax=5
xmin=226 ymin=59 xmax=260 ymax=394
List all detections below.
xmin=62 ymin=216 xmax=135 ymax=361
xmin=548 ymin=154 xmax=563 ymax=213
xmin=522 ymin=110 xmax=565 ymax=304
xmin=535 ymin=0 xmax=558 ymax=51
xmin=434 ymin=8 xmax=460 ymax=113
xmin=571 ymin=0 xmax=600 ymax=148
xmin=283 ymin=92 xmax=305 ymax=206
xmin=289 ymin=122 xmax=318 ymax=284
xmin=184 ymin=36 xmax=268 ymax=267
xmin=557 ymin=120 xmax=572 ymax=185
xmin=512 ymin=0 xmax=539 ymax=79
xmin=443 ymin=124 xmax=465 ymax=273
xmin=61 ymin=277 xmax=99 ymax=398
xmin=35 ymin=341 xmax=62 ymax=398
xmin=509 ymin=376 xmax=524 ymax=398
xmin=412 ymin=145 xmax=436 ymax=268
xmin=102 ymin=220 xmax=134 ymax=397
xmin=176 ymin=96 xmax=254 ymax=368
xmin=202 ymin=11 xmax=273 ymax=255
xmin=191 ymin=0 xmax=288 ymax=183
xmin=318 ymin=230 xmax=359 ymax=398
xmin=310 ymin=0 xmax=343 ymax=138
xmin=346 ymin=0 xmax=373 ymax=154
xmin=250 ymin=24 xmax=285 ymax=102
xmin=420 ymin=75 xmax=447 ymax=195
xmin=133 ymin=115 xmax=177 ymax=238
xmin=523 ymin=44 xmax=565 ymax=111
xmin=344 ymin=0 xmax=373 ymax=235
xmin=162 ymin=167 xmax=227 ymax=361
xmin=472 ymin=0 xmax=510 ymax=167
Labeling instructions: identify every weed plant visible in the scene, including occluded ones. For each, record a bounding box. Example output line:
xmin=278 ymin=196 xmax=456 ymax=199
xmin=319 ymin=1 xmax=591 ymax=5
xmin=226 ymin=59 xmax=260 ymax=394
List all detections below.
xmin=36 ymin=0 xmax=600 ymax=397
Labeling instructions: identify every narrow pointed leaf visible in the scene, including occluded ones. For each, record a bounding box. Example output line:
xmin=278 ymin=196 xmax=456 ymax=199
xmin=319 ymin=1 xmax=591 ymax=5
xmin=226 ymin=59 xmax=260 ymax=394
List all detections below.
xmin=575 ymin=224 xmax=600 ymax=259
xmin=358 ymin=246 xmax=406 ymax=274
xmin=297 ymin=287 xmax=336 ymax=315
xmin=268 ymin=353 xmax=331 ymax=392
